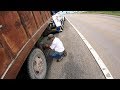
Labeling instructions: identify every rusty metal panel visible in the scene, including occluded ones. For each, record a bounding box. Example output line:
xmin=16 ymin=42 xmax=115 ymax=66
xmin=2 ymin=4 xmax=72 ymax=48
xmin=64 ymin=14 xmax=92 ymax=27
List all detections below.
xmin=32 ymin=11 xmax=44 ymax=28
xmin=3 ymin=19 xmax=51 ymax=79
xmin=0 ymin=42 xmax=2 ymax=48
xmin=0 ymin=11 xmax=28 ymax=56
xmin=44 ymin=11 xmax=49 ymax=20
xmin=44 ymin=11 xmax=48 ymax=20
xmin=47 ymin=11 xmax=51 ymax=18
xmin=0 ymin=11 xmax=51 ymax=79
xmin=43 ymin=11 xmax=48 ymax=21
xmin=18 ymin=11 xmax=38 ymax=36
xmin=48 ymin=11 xmax=51 ymax=18
xmin=3 ymin=39 xmax=35 ymax=79
xmin=40 ymin=11 xmax=47 ymax=23
xmin=0 ymin=43 xmax=11 ymax=78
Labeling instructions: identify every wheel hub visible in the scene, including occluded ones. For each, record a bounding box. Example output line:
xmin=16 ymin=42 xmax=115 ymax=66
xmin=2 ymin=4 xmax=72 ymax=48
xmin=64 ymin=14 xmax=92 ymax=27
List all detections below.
xmin=33 ymin=56 xmax=44 ymax=75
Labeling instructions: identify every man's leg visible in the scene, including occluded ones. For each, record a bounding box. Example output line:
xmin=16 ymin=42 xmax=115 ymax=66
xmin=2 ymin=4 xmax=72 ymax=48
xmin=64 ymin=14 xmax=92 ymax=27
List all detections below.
xmin=56 ymin=52 xmax=64 ymax=62
xmin=60 ymin=26 xmax=63 ymax=30
xmin=49 ymin=50 xmax=59 ymax=59
xmin=49 ymin=50 xmax=63 ymax=61
xmin=56 ymin=26 xmax=62 ymax=32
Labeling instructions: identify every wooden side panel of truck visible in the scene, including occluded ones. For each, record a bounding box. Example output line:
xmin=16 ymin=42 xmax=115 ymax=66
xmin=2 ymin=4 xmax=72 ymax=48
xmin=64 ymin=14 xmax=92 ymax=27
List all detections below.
xmin=0 ymin=11 xmax=51 ymax=79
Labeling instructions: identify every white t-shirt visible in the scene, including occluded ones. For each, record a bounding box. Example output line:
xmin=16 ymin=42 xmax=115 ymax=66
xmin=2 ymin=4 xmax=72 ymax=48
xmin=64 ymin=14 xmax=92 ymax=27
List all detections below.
xmin=52 ymin=14 xmax=61 ymax=27
xmin=58 ymin=11 xmax=64 ymax=20
xmin=50 ymin=37 xmax=65 ymax=52
xmin=56 ymin=13 xmax=62 ymax=21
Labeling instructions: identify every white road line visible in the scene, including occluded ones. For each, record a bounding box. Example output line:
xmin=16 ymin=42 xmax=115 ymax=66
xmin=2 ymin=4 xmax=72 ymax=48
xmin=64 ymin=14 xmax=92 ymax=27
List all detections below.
xmin=66 ymin=17 xmax=114 ymax=79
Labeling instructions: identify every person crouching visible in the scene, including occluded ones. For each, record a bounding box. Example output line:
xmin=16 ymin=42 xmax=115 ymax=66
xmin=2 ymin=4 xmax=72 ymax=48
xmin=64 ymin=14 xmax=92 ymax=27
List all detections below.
xmin=44 ymin=34 xmax=66 ymax=62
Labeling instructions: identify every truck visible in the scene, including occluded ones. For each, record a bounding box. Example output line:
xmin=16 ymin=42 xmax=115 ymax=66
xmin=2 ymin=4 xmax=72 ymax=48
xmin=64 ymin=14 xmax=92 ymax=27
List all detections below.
xmin=0 ymin=11 xmax=52 ymax=79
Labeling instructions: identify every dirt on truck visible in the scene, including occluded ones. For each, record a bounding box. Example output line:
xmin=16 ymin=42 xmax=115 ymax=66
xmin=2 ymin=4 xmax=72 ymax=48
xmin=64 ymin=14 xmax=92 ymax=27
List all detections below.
xmin=0 ymin=11 xmax=52 ymax=79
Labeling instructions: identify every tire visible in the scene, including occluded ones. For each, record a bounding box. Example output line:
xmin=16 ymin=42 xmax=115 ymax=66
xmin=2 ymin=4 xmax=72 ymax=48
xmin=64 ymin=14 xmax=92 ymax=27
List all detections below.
xmin=27 ymin=48 xmax=47 ymax=79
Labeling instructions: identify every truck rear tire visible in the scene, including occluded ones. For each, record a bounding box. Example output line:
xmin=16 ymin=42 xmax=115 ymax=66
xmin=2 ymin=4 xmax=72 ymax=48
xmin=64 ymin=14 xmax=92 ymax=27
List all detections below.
xmin=27 ymin=48 xmax=47 ymax=79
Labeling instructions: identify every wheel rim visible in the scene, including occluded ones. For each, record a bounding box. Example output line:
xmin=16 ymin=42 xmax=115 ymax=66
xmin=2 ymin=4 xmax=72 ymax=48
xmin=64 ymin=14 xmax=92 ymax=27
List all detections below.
xmin=33 ymin=56 xmax=44 ymax=77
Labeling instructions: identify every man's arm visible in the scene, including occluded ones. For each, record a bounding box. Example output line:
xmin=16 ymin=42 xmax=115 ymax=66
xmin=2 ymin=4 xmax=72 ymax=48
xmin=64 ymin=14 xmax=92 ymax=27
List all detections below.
xmin=44 ymin=43 xmax=50 ymax=49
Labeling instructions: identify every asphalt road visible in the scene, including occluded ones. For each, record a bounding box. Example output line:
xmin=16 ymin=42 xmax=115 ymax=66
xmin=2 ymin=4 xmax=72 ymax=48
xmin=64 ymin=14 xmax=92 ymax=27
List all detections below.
xmin=66 ymin=14 xmax=120 ymax=79
xmin=45 ymin=17 xmax=105 ymax=79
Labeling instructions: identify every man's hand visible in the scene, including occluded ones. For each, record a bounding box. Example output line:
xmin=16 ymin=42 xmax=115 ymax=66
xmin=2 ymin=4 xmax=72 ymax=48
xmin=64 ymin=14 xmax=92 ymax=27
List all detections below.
xmin=44 ymin=44 xmax=49 ymax=48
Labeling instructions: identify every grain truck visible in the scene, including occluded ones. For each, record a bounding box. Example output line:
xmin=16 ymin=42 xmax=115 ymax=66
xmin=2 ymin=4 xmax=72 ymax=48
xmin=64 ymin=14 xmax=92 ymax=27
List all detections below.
xmin=0 ymin=11 xmax=52 ymax=79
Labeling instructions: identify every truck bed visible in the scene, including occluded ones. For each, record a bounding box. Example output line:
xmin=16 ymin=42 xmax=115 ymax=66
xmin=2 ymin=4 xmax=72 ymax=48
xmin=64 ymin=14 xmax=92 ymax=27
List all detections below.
xmin=0 ymin=11 xmax=51 ymax=79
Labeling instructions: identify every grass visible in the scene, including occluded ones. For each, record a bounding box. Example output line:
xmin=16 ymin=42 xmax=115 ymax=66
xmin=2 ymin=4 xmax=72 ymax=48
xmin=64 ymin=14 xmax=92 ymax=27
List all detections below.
xmin=81 ymin=11 xmax=120 ymax=16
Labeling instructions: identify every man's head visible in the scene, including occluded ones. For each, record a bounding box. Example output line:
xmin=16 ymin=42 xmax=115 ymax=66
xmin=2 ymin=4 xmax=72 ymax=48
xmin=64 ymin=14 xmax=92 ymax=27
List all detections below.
xmin=47 ymin=34 xmax=55 ymax=40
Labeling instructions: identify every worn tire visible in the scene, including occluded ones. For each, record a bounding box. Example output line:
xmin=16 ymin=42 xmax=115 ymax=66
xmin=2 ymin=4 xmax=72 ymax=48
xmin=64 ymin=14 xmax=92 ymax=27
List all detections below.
xmin=27 ymin=48 xmax=47 ymax=79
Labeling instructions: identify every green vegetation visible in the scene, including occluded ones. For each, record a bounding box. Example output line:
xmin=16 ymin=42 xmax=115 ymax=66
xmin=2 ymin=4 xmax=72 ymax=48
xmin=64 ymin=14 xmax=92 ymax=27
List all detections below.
xmin=81 ymin=11 xmax=120 ymax=16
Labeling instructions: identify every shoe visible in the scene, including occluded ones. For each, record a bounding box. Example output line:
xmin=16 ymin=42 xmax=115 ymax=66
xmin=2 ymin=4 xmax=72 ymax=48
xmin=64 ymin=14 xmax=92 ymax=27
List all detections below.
xmin=60 ymin=29 xmax=63 ymax=32
xmin=57 ymin=56 xmax=64 ymax=62
xmin=63 ymin=50 xmax=67 ymax=57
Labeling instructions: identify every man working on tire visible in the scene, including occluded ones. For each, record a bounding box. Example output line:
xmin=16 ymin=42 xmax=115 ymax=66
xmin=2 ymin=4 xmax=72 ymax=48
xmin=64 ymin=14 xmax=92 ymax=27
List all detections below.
xmin=44 ymin=34 xmax=66 ymax=62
